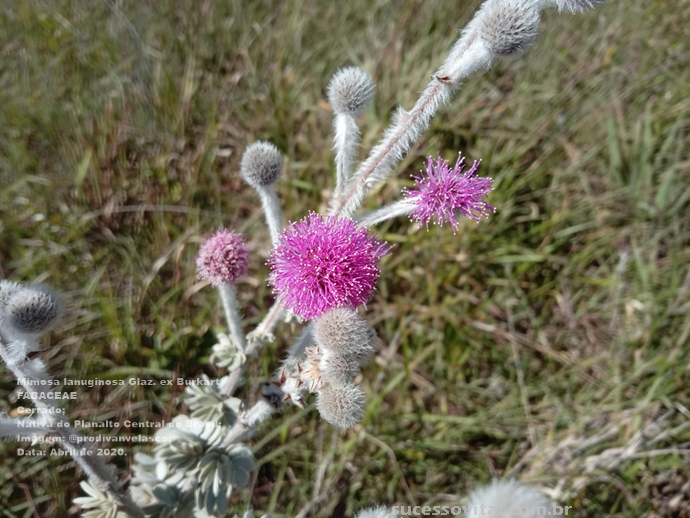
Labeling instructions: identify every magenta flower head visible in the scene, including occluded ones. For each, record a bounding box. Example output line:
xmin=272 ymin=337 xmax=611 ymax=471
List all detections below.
xmin=404 ymin=153 xmax=494 ymax=233
xmin=196 ymin=229 xmax=249 ymax=286
xmin=268 ymin=213 xmax=391 ymax=320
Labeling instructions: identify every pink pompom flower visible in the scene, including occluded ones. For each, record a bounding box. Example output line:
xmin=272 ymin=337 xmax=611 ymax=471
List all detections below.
xmin=268 ymin=213 xmax=391 ymax=320
xmin=196 ymin=229 xmax=249 ymax=286
xmin=404 ymin=153 xmax=494 ymax=233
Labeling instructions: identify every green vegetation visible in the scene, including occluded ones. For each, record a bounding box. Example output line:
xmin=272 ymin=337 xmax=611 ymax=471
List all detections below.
xmin=1 ymin=1 xmax=689 ymax=516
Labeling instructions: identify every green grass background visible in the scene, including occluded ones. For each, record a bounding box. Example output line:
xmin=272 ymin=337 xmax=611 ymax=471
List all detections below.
xmin=1 ymin=0 xmax=690 ymax=516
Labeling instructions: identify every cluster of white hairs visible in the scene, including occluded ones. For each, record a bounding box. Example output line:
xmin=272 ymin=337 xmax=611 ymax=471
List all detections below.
xmin=0 ymin=0 xmax=603 ymax=516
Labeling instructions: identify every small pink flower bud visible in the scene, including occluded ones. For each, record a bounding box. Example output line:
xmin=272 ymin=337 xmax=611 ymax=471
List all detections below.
xmin=196 ymin=229 xmax=249 ymax=286
xmin=315 ymin=382 xmax=366 ymax=429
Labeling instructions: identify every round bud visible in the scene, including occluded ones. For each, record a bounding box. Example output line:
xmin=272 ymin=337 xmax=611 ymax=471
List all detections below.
xmin=356 ymin=507 xmax=400 ymax=518
xmin=0 ymin=280 xmax=22 ymax=312
xmin=196 ymin=229 xmax=249 ymax=286
xmin=319 ymin=351 xmax=360 ymax=387
xmin=478 ymin=0 xmax=541 ymax=56
xmin=327 ymin=67 xmax=375 ymax=116
xmin=240 ymin=141 xmax=282 ymax=188
xmin=6 ymin=283 xmax=63 ymax=337
xmin=538 ymin=0 xmax=604 ymax=13
xmin=315 ymin=382 xmax=366 ymax=429
xmin=466 ymin=480 xmax=551 ymax=517
xmin=312 ymin=307 xmax=377 ymax=365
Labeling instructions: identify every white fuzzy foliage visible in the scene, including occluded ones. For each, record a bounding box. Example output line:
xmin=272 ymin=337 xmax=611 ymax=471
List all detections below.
xmin=312 ymin=307 xmax=377 ymax=365
xmin=356 ymin=507 xmax=399 ymax=518
xmin=476 ymin=0 xmax=541 ymax=56
xmin=466 ymin=480 xmax=551 ymax=517
xmin=73 ymin=481 xmax=128 ymax=518
xmin=315 ymin=382 xmax=367 ymax=429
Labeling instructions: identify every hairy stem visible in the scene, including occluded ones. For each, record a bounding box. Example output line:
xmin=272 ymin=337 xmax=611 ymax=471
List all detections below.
xmin=331 ymin=113 xmax=360 ymax=203
xmin=258 ymin=186 xmax=283 ymax=245
xmin=218 ymin=283 xmax=247 ymax=353
xmin=330 ymin=30 xmax=490 ymax=218
xmin=355 ymin=199 xmax=416 ymax=228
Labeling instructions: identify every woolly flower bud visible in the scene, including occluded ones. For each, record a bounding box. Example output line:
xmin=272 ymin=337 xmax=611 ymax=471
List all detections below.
xmin=0 ymin=280 xmax=22 ymax=312
xmin=356 ymin=507 xmax=399 ymax=518
xmin=538 ymin=0 xmax=604 ymax=13
xmin=3 ymin=283 xmax=63 ymax=337
xmin=196 ymin=229 xmax=248 ymax=286
xmin=241 ymin=141 xmax=282 ymax=188
xmin=312 ymin=307 xmax=377 ymax=365
xmin=319 ymin=350 xmax=360 ymax=387
xmin=466 ymin=480 xmax=551 ymax=517
xmin=327 ymin=67 xmax=375 ymax=116
xmin=316 ymin=382 xmax=366 ymax=429
xmin=478 ymin=0 xmax=541 ymax=56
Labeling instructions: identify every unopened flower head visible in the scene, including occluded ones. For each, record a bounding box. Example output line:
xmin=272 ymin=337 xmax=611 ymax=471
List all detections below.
xmin=315 ymin=382 xmax=367 ymax=429
xmin=539 ymin=0 xmax=604 ymax=13
xmin=268 ymin=213 xmax=391 ymax=320
xmin=319 ymin=350 xmax=361 ymax=387
xmin=3 ymin=283 xmax=63 ymax=337
xmin=404 ymin=153 xmax=494 ymax=233
xmin=467 ymin=479 xmax=551 ymax=517
xmin=241 ymin=141 xmax=283 ymax=188
xmin=197 ymin=229 xmax=249 ymax=286
xmin=312 ymin=307 xmax=377 ymax=365
xmin=478 ymin=0 xmax=540 ymax=56
xmin=328 ymin=67 xmax=375 ymax=116
xmin=356 ymin=507 xmax=400 ymax=518
xmin=0 ymin=280 xmax=22 ymax=312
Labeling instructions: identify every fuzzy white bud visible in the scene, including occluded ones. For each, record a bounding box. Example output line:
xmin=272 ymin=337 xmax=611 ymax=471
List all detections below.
xmin=356 ymin=507 xmax=399 ymax=518
xmin=0 ymin=280 xmax=22 ymax=310
xmin=327 ymin=67 xmax=375 ymax=116
xmin=319 ymin=350 xmax=360 ymax=387
xmin=315 ymin=382 xmax=366 ymax=429
xmin=537 ymin=0 xmax=604 ymax=13
xmin=477 ymin=0 xmax=541 ymax=57
xmin=2 ymin=283 xmax=63 ymax=338
xmin=240 ymin=141 xmax=283 ymax=188
xmin=466 ymin=480 xmax=551 ymax=517
xmin=312 ymin=307 xmax=377 ymax=365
